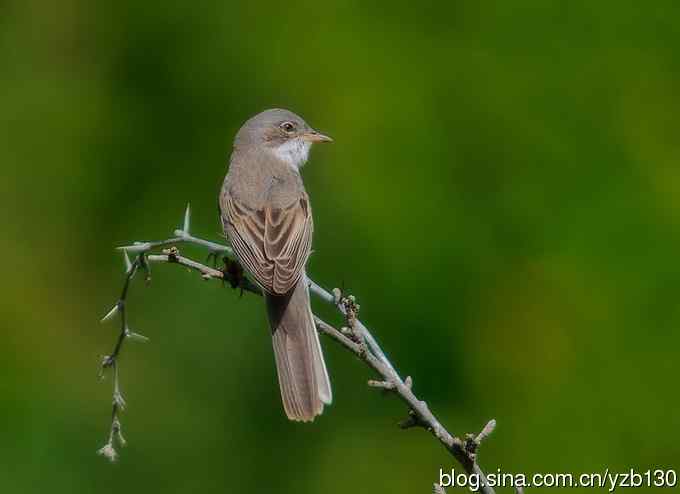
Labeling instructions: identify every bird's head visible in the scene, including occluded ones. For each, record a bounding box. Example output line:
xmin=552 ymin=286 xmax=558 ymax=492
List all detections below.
xmin=234 ymin=108 xmax=332 ymax=169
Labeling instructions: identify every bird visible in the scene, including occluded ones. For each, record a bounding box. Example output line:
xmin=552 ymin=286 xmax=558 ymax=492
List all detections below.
xmin=219 ymin=108 xmax=333 ymax=421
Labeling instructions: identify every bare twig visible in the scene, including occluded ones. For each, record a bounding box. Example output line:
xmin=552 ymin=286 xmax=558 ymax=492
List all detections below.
xmin=98 ymin=205 xmax=502 ymax=493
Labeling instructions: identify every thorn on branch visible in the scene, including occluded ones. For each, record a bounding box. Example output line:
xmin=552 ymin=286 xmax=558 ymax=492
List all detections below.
xmin=433 ymin=484 xmax=447 ymax=494
xmin=117 ymin=242 xmax=152 ymax=254
xmin=123 ymin=250 xmax=132 ymax=272
xmin=404 ymin=376 xmax=413 ymax=390
xmin=125 ymin=329 xmax=149 ymax=343
xmin=100 ymin=303 xmax=121 ymax=323
xmin=182 ymin=203 xmax=191 ymax=235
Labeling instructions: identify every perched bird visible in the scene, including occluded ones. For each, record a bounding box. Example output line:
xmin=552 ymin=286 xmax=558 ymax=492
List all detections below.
xmin=219 ymin=109 xmax=333 ymax=421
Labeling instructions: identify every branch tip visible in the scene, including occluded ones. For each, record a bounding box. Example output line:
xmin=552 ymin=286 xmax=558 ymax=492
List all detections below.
xmin=97 ymin=443 xmax=118 ymax=462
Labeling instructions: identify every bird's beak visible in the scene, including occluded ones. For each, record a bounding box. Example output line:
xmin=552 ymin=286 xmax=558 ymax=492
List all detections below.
xmin=302 ymin=130 xmax=333 ymax=143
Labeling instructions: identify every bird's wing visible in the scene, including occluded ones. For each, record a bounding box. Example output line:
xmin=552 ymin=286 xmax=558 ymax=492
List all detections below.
xmin=222 ymin=194 xmax=313 ymax=295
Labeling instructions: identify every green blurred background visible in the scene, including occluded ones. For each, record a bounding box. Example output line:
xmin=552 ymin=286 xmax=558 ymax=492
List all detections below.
xmin=1 ymin=1 xmax=679 ymax=492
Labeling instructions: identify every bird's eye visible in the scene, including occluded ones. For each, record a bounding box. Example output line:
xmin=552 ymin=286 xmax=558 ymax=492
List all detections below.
xmin=280 ymin=121 xmax=295 ymax=133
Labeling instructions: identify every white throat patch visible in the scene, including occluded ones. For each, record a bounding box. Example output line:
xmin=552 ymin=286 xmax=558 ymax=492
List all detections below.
xmin=272 ymin=138 xmax=311 ymax=170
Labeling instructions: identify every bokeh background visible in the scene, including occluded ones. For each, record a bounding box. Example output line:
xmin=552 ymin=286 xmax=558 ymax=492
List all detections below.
xmin=1 ymin=1 xmax=679 ymax=492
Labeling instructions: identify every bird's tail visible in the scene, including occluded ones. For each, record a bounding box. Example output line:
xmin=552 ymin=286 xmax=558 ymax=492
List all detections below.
xmin=266 ymin=276 xmax=332 ymax=421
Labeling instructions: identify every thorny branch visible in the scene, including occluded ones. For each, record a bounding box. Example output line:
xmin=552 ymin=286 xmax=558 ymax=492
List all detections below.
xmin=98 ymin=205 xmax=507 ymax=493
xmin=96 ymin=250 xmax=150 ymax=461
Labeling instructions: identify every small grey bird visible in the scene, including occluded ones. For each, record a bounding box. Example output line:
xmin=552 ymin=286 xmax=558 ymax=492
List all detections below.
xmin=219 ymin=109 xmax=333 ymax=421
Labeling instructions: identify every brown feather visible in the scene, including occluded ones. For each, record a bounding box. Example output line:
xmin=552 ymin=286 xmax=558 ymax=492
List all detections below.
xmin=223 ymin=194 xmax=312 ymax=295
xmin=267 ymin=277 xmax=331 ymax=421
